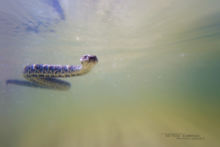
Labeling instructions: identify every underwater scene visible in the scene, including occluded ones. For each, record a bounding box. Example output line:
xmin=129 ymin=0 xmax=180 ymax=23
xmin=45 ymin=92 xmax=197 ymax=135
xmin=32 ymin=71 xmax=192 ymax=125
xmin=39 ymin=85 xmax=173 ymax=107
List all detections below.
xmin=0 ymin=0 xmax=220 ymax=147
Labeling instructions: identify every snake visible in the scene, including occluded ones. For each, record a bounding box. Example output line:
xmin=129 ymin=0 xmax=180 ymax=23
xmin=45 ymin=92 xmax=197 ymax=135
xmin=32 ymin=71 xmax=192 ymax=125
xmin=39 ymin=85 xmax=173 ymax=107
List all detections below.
xmin=23 ymin=55 xmax=98 ymax=90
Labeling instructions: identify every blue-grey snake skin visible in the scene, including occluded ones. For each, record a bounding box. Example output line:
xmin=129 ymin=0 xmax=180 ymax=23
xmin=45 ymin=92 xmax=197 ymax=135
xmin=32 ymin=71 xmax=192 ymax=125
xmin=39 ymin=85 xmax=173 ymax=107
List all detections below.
xmin=23 ymin=55 xmax=98 ymax=90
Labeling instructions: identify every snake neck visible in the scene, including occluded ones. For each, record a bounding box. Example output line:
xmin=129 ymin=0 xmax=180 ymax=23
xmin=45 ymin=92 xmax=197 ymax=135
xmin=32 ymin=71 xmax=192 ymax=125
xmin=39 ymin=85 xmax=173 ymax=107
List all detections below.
xmin=77 ymin=63 xmax=96 ymax=75
xmin=68 ymin=63 xmax=96 ymax=76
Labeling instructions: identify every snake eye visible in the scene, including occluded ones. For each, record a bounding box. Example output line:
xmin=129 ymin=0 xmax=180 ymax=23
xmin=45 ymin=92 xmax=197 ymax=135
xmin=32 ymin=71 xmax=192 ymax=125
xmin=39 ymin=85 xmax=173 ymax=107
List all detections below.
xmin=84 ymin=55 xmax=89 ymax=60
xmin=80 ymin=55 xmax=89 ymax=62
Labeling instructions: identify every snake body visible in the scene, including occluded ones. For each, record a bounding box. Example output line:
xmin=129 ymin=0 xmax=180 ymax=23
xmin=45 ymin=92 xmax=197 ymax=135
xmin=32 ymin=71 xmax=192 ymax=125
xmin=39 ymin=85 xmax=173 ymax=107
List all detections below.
xmin=24 ymin=64 xmax=82 ymax=78
xmin=23 ymin=55 xmax=98 ymax=89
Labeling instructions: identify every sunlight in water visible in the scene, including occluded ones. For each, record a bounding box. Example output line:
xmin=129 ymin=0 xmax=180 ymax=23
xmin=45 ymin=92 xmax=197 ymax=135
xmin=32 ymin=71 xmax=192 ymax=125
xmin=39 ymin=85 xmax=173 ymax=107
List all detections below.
xmin=0 ymin=0 xmax=220 ymax=147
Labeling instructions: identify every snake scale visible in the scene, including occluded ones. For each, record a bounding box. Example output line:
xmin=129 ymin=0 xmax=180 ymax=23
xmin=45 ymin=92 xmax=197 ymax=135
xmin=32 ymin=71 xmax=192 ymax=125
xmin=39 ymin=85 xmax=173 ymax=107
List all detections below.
xmin=23 ymin=55 xmax=98 ymax=90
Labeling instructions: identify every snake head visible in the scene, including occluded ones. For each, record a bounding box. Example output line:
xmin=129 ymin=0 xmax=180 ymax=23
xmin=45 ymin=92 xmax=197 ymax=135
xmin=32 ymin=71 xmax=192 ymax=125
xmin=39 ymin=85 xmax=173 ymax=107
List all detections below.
xmin=80 ymin=55 xmax=98 ymax=65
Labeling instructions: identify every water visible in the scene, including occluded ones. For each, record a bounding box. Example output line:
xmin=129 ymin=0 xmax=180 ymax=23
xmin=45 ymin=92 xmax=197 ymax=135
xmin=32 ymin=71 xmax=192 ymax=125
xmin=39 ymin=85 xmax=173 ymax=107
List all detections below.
xmin=0 ymin=0 xmax=220 ymax=146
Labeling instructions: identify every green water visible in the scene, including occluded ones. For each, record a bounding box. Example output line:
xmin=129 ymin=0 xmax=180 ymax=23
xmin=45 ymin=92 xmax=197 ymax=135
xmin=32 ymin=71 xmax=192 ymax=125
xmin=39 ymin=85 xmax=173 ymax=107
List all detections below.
xmin=0 ymin=0 xmax=220 ymax=147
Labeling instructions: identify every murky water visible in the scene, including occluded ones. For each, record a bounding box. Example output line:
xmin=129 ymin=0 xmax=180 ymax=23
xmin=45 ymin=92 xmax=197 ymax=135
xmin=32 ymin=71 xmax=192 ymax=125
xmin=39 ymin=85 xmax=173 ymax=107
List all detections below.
xmin=0 ymin=0 xmax=220 ymax=147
